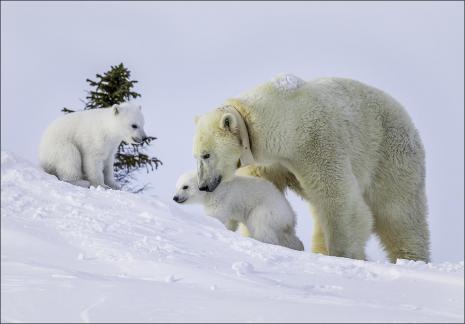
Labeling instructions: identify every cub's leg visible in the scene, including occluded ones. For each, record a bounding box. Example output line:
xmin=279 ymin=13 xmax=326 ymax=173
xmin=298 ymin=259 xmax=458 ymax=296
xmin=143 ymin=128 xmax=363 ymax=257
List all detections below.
xmin=246 ymin=208 xmax=281 ymax=246
xmin=52 ymin=145 xmax=89 ymax=188
xmin=247 ymin=207 xmax=302 ymax=250
xmin=103 ymin=154 xmax=120 ymax=190
xmin=82 ymin=155 xmax=106 ymax=188
xmin=279 ymin=227 xmax=305 ymax=251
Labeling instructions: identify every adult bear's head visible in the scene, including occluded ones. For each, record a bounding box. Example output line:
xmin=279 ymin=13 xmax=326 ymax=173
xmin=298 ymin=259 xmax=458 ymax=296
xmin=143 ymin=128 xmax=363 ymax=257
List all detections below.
xmin=193 ymin=105 xmax=254 ymax=192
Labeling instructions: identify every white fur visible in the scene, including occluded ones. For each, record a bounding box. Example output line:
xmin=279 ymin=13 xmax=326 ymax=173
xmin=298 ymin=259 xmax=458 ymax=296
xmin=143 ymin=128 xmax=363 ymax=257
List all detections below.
xmin=173 ymin=171 xmax=304 ymax=251
xmin=39 ymin=103 xmax=147 ymax=189
xmin=193 ymin=75 xmax=430 ymax=262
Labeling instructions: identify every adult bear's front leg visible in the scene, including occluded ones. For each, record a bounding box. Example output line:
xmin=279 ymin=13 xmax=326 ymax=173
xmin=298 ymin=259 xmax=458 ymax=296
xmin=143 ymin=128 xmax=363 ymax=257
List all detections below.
xmin=301 ymin=167 xmax=374 ymax=260
xmin=310 ymin=210 xmax=328 ymax=255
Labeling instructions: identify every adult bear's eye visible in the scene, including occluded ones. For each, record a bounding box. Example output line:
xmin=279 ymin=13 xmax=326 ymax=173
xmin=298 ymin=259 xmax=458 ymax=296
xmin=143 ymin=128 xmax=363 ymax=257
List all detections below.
xmin=182 ymin=185 xmax=189 ymax=190
xmin=132 ymin=124 xmax=138 ymax=129
xmin=202 ymin=153 xmax=210 ymax=160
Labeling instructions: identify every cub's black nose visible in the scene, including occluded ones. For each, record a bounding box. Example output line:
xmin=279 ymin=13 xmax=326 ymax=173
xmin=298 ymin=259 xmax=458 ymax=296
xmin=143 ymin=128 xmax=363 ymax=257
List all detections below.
xmin=198 ymin=186 xmax=208 ymax=191
xmin=173 ymin=196 xmax=179 ymax=202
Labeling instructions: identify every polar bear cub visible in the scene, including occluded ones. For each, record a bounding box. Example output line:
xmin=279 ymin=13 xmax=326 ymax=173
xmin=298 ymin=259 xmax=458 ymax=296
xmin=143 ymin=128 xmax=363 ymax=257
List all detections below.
xmin=39 ymin=103 xmax=148 ymax=189
xmin=173 ymin=171 xmax=304 ymax=251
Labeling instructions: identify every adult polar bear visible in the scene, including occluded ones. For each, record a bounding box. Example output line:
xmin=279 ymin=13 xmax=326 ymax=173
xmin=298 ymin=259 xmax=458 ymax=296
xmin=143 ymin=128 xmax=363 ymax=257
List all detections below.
xmin=193 ymin=74 xmax=430 ymax=262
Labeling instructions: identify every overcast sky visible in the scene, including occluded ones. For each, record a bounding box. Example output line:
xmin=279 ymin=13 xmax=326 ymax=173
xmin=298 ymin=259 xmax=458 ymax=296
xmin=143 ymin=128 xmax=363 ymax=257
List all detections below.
xmin=1 ymin=1 xmax=463 ymax=262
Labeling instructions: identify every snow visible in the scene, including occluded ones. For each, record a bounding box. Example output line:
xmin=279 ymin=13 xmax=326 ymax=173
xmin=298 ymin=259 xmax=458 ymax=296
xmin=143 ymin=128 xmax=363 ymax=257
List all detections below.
xmin=273 ymin=73 xmax=305 ymax=92
xmin=1 ymin=151 xmax=463 ymax=323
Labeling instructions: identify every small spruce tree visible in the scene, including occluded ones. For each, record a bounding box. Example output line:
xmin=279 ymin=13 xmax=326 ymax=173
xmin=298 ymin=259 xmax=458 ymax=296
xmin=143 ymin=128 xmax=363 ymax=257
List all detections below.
xmin=62 ymin=63 xmax=162 ymax=187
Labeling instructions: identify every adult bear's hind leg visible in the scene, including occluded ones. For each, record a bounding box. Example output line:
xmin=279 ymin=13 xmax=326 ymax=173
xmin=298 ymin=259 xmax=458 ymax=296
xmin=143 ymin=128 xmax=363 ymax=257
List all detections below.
xmin=371 ymin=181 xmax=430 ymax=263
xmin=370 ymin=126 xmax=431 ymax=263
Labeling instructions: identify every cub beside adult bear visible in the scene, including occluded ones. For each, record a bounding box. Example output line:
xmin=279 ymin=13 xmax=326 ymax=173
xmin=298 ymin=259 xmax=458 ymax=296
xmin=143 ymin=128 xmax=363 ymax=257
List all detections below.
xmin=193 ymin=74 xmax=430 ymax=262
xmin=174 ymin=170 xmax=304 ymax=251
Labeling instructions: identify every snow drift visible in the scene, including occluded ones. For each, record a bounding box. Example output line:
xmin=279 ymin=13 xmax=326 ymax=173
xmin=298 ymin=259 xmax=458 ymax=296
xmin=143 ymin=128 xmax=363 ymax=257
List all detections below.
xmin=1 ymin=151 xmax=463 ymax=322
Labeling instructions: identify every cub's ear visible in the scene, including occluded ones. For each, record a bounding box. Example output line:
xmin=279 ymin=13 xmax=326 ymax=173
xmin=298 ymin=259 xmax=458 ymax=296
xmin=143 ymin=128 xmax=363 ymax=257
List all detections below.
xmin=220 ymin=113 xmax=237 ymax=132
xmin=112 ymin=104 xmax=119 ymax=115
xmin=194 ymin=115 xmax=200 ymax=125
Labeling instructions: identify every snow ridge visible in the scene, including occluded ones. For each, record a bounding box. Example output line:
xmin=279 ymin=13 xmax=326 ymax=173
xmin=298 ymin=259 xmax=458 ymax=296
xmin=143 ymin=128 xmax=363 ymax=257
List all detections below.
xmin=1 ymin=151 xmax=463 ymax=322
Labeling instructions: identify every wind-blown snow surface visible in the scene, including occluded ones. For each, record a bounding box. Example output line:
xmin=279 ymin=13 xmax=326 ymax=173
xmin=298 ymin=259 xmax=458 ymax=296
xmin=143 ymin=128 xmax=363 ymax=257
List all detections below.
xmin=1 ymin=152 xmax=463 ymax=323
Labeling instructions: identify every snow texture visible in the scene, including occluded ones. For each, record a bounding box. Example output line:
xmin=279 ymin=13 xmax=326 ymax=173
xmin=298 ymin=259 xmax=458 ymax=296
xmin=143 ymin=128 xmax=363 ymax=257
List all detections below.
xmin=273 ymin=73 xmax=305 ymax=92
xmin=1 ymin=151 xmax=463 ymax=322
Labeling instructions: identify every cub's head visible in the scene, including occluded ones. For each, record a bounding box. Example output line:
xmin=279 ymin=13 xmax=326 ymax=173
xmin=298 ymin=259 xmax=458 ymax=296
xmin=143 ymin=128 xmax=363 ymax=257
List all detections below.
xmin=112 ymin=103 xmax=148 ymax=144
xmin=193 ymin=108 xmax=243 ymax=192
xmin=173 ymin=171 xmax=203 ymax=204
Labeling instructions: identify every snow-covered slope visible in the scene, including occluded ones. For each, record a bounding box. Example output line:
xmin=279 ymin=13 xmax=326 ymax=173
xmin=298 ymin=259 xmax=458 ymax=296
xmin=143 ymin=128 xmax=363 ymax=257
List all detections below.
xmin=1 ymin=151 xmax=463 ymax=323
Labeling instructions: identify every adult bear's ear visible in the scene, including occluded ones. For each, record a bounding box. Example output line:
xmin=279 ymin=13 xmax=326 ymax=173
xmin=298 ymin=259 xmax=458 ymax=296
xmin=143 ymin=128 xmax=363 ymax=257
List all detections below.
xmin=220 ymin=113 xmax=237 ymax=132
xmin=112 ymin=104 xmax=119 ymax=115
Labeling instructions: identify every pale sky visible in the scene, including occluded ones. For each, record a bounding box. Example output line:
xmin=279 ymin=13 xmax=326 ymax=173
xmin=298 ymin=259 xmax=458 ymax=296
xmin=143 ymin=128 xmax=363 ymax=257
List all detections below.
xmin=1 ymin=1 xmax=463 ymax=261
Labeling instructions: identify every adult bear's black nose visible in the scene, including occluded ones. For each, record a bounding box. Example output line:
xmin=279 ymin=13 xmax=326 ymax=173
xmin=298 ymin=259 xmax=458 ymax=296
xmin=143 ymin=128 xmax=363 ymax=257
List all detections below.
xmin=198 ymin=186 xmax=208 ymax=191
xmin=173 ymin=196 xmax=179 ymax=202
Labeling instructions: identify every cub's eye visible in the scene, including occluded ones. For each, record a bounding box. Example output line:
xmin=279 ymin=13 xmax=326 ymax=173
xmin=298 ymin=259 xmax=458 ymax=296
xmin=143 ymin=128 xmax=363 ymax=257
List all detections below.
xmin=132 ymin=124 xmax=138 ymax=129
xmin=202 ymin=153 xmax=210 ymax=160
xmin=182 ymin=185 xmax=189 ymax=190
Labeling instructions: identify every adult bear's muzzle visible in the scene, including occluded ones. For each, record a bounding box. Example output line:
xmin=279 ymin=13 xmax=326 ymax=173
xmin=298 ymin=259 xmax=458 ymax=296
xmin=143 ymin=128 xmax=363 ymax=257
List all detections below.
xmin=198 ymin=175 xmax=222 ymax=192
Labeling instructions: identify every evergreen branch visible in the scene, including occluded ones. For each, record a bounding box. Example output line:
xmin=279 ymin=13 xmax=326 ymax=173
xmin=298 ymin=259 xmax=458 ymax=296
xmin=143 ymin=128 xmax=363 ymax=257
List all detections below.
xmin=61 ymin=107 xmax=75 ymax=114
